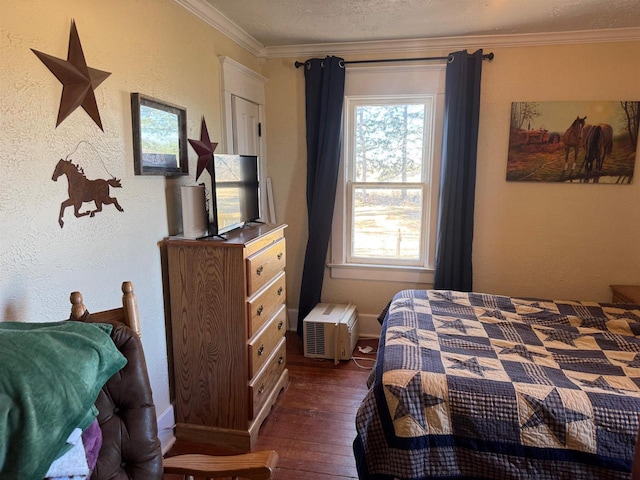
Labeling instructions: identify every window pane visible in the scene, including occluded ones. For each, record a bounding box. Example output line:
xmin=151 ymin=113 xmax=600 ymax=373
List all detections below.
xmin=354 ymin=104 xmax=425 ymax=183
xmin=351 ymin=186 xmax=422 ymax=261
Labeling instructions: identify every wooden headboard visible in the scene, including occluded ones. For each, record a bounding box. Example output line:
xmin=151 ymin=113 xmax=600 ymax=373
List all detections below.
xmin=69 ymin=280 xmax=141 ymax=336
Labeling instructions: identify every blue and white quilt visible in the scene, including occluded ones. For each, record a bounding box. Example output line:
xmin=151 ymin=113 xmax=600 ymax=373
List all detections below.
xmin=354 ymin=290 xmax=640 ymax=479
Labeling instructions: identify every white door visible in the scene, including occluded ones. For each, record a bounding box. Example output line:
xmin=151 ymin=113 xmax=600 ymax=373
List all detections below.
xmin=232 ymin=96 xmax=260 ymax=155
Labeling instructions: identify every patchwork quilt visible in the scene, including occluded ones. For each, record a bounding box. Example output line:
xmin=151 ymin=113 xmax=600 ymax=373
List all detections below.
xmin=354 ymin=290 xmax=640 ymax=479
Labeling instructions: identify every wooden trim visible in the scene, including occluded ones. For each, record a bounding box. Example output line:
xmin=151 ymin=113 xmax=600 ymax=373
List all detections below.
xmin=610 ymin=285 xmax=640 ymax=304
xmin=175 ymin=423 xmax=252 ymax=452
xmin=163 ymin=451 xmax=278 ymax=480
xmin=69 ymin=281 xmax=140 ymax=336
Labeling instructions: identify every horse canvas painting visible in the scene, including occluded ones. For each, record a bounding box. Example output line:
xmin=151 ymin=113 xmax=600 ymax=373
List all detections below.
xmin=52 ymin=158 xmax=124 ymax=227
xmin=507 ymin=101 xmax=638 ymax=183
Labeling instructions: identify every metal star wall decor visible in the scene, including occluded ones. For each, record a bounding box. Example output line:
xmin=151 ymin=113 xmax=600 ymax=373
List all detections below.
xmin=31 ymin=20 xmax=111 ymax=130
xmin=188 ymin=117 xmax=218 ymax=181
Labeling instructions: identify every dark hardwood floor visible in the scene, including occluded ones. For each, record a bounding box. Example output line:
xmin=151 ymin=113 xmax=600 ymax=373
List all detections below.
xmin=167 ymin=331 xmax=379 ymax=479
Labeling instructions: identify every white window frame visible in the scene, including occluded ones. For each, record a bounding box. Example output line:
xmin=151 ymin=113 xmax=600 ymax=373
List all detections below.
xmin=329 ymin=64 xmax=445 ymax=283
xmin=346 ymin=96 xmax=432 ymax=267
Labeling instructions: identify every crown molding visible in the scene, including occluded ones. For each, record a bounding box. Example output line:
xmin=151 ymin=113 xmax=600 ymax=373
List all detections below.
xmin=172 ymin=0 xmax=640 ymax=61
xmin=264 ymin=27 xmax=640 ymax=59
xmin=173 ymin=0 xmax=265 ymax=57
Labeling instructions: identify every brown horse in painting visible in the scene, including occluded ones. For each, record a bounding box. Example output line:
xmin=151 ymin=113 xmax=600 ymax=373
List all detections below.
xmin=582 ymin=123 xmax=613 ymax=181
xmin=562 ymin=116 xmax=586 ymax=176
xmin=52 ymin=158 xmax=124 ymax=228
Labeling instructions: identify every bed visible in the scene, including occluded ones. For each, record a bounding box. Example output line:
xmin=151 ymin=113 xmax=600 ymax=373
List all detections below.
xmin=354 ymin=289 xmax=640 ymax=479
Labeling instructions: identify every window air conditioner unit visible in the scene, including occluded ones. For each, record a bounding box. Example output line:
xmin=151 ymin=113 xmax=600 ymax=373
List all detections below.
xmin=303 ymin=303 xmax=359 ymax=365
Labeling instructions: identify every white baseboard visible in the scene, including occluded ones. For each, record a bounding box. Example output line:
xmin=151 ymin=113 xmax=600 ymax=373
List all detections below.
xmin=157 ymin=404 xmax=176 ymax=454
xmin=286 ymin=308 xmax=298 ymax=332
xmin=355 ymin=312 xmax=383 ymax=339
xmin=287 ymin=308 xmax=381 ymax=339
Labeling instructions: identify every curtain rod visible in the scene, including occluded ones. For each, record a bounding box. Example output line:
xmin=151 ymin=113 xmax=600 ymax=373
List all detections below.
xmin=294 ymin=52 xmax=494 ymax=68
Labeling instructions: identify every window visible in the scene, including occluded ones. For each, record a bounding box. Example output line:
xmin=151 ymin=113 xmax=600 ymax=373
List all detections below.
xmin=348 ymin=98 xmax=431 ymax=265
xmin=330 ymin=65 xmax=445 ymax=283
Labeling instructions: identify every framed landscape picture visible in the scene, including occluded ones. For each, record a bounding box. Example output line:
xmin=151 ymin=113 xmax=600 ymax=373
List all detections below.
xmin=506 ymin=101 xmax=638 ymax=183
xmin=131 ymin=93 xmax=188 ymax=176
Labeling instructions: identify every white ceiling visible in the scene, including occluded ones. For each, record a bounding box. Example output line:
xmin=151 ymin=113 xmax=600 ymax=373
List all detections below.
xmin=197 ymin=0 xmax=640 ymax=47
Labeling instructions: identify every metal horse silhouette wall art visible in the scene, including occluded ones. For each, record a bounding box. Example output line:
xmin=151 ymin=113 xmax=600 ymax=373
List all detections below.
xmin=52 ymin=158 xmax=123 ymax=228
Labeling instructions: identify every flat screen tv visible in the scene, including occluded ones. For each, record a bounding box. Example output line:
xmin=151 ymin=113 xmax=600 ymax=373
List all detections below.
xmin=208 ymin=154 xmax=260 ymax=237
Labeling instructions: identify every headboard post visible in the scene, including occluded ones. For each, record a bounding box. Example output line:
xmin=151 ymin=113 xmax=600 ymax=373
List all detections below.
xmin=69 ymin=291 xmax=86 ymax=320
xmin=121 ymin=281 xmax=141 ymax=337
xmin=69 ymin=282 xmax=141 ymax=337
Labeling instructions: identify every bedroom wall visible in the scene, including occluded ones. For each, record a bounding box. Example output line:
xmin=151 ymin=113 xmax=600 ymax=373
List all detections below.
xmin=473 ymin=41 xmax=639 ymax=301
xmin=263 ymin=39 xmax=640 ymax=325
xmin=0 ymin=0 xmax=261 ymax=448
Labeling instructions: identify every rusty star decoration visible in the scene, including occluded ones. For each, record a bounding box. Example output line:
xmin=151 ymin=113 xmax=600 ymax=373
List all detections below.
xmin=188 ymin=117 xmax=218 ymax=181
xmin=31 ymin=20 xmax=111 ymax=130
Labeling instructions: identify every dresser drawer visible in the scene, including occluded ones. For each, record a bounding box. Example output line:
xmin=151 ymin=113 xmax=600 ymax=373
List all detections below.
xmin=247 ymin=272 xmax=286 ymax=337
xmin=248 ymin=305 xmax=287 ymax=378
xmin=244 ymin=226 xmax=284 ymax=257
xmin=248 ymin=337 xmax=286 ymax=420
xmin=246 ymin=238 xmax=286 ymax=296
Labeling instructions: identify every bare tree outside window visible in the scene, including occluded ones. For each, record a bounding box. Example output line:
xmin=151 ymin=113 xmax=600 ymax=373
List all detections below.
xmin=349 ymin=100 xmax=432 ymax=263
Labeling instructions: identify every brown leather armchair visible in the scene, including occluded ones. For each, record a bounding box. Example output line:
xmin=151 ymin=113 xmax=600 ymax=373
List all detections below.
xmin=70 ymin=282 xmax=278 ymax=480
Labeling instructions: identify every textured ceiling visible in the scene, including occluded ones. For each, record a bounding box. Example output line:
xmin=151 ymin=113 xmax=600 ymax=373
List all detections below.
xmin=202 ymin=0 xmax=640 ymax=46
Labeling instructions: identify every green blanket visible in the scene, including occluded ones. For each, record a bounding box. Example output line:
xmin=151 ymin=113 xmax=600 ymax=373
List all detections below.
xmin=0 ymin=321 xmax=127 ymax=480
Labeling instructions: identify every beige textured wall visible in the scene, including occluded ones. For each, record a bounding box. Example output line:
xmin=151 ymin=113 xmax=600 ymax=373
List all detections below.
xmin=474 ymin=41 xmax=639 ymax=301
xmin=0 ymin=0 xmax=261 ymax=427
xmin=264 ymin=40 xmax=640 ymax=319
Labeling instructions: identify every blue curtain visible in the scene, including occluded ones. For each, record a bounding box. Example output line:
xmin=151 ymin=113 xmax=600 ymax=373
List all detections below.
xmin=434 ymin=49 xmax=484 ymax=291
xmin=297 ymin=56 xmax=346 ymax=336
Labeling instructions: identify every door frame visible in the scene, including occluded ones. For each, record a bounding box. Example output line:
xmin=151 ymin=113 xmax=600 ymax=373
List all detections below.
xmin=219 ymin=56 xmax=267 ymax=154
xmin=219 ymin=56 xmax=268 ymax=221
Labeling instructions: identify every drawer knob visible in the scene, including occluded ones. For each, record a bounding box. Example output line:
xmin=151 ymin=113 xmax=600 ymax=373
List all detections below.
xmin=277 ymin=252 xmax=283 ymax=260
xmin=256 ymin=265 xmax=264 ymax=276
xmin=277 ymin=287 xmax=283 ymax=296
xmin=278 ymin=320 xmax=284 ymax=330
xmin=257 ymin=305 xmax=264 ymax=316
xmin=258 ymin=344 xmax=264 ymax=356
xmin=258 ymin=383 xmax=266 ymax=395
xmin=278 ymin=355 xmax=284 ymax=365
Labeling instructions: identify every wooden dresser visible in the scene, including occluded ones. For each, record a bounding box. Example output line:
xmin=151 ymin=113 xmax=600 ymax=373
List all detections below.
xmin=163 ymin=223 xmax=288 ymax=451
